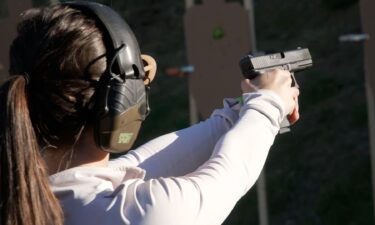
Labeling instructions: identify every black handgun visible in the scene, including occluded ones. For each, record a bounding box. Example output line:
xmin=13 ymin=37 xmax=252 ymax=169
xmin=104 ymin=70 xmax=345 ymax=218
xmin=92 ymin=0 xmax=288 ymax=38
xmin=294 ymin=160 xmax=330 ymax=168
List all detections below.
xmin=239 ymin=48 xmax=313 ymax=87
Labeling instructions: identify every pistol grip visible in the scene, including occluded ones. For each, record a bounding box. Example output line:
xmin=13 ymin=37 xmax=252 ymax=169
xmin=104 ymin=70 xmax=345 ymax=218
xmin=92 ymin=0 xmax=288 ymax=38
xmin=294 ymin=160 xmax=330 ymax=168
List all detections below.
xmin=291 ymin=72 xmax=299 ymax=88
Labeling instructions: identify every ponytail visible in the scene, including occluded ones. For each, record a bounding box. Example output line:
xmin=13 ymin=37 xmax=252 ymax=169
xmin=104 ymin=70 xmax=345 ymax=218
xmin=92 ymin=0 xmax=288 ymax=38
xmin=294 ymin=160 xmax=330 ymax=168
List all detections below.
xmin=0 ymin=76 xmax=63 ymax=225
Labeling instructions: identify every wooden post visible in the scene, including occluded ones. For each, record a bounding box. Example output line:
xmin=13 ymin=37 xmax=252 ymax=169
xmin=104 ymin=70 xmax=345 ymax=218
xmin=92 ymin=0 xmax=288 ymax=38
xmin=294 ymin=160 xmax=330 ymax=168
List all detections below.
xmin=243 ymin=1 xmax=269 ymax=225
xmin=185 ymin=0 xmax=194 ymax=11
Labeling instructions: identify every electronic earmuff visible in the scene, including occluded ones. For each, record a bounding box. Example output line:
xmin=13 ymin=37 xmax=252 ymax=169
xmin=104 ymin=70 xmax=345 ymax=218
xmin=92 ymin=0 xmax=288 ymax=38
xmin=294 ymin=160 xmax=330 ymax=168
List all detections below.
xmin=64 ymin=1 xmax=156 ymax=153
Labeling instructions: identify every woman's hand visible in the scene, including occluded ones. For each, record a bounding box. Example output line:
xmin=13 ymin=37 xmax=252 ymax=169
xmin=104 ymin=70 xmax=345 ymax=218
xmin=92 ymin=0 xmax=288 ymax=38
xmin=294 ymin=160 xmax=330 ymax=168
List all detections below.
xmin=241 ymin=69 xmax=300 ymax=124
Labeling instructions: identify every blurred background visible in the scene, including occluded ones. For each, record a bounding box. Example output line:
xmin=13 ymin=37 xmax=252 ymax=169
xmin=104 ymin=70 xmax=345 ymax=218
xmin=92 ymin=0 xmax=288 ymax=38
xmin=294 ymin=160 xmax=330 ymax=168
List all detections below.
xmin=0 ymin=0 xmax=373 ymax=224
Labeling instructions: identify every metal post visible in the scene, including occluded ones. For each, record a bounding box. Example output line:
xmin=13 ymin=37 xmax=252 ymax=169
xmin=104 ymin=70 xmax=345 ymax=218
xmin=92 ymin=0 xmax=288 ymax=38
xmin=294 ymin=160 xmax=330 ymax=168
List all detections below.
xmin=358 ymin=1 xmax=375 ymax=220
xmin=366 ymin=83 xmax=375 ymax=224
xmin=243 ymin=1 xmax=269 ymax=225
xmin=339 ymin=30 xmax=374 ymax=223
xmin=185 ymin=0 xmax=199 ymax=125
xmin=243 ymin=0 xmax=257 ymax=53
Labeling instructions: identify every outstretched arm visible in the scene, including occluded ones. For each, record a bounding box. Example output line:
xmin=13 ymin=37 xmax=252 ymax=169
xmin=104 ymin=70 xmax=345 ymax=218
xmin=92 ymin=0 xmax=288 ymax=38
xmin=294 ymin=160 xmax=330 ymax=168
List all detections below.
xmin=119 ymin=69 xmax=300 ymax=225
xmin=109 ymin=101 xmax=240 ymax=178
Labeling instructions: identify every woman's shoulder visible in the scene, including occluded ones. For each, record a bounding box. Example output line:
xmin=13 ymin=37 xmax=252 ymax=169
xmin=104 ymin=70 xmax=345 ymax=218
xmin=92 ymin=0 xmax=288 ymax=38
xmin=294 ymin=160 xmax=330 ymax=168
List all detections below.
xmin=49 ymin=165 xmax=145 ymax=189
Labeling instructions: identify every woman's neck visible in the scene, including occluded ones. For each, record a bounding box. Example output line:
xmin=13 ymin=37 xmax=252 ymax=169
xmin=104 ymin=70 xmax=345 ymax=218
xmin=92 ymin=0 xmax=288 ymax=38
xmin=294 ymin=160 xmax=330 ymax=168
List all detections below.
xmin=44 ymin=127 xmax=109 ymax=175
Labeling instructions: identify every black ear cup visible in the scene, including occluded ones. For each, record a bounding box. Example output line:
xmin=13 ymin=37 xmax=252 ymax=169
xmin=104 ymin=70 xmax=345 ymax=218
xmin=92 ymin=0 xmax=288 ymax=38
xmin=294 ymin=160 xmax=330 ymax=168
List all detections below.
xmin=64 ymin=2 xmax=150 ymax=153
xmin=95 ymin=78 xmax=147 ymax=153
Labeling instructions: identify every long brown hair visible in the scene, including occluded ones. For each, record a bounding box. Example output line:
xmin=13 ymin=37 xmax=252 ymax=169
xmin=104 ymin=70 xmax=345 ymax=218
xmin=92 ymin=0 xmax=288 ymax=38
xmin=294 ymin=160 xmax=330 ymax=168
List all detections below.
xmin=0 ymin=4 xmax=107 ymax=225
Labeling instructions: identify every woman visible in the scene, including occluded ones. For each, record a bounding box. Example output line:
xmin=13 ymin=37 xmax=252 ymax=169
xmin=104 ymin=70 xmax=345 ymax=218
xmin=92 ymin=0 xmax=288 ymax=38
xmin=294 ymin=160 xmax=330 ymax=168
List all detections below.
xmin=0 ymin=2 xmax=299 ymax=225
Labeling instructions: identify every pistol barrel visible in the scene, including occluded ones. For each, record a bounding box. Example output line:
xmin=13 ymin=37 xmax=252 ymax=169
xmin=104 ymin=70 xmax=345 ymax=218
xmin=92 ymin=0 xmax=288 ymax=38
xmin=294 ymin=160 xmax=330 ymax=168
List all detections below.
xmin=240 ymin=48 xmax=313 ymax=79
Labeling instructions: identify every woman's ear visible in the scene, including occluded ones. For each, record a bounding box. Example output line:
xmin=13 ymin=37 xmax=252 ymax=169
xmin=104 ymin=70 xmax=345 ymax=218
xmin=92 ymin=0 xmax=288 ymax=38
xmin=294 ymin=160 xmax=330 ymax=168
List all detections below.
xmin=141 ymin=54 xmax=157 ymax=85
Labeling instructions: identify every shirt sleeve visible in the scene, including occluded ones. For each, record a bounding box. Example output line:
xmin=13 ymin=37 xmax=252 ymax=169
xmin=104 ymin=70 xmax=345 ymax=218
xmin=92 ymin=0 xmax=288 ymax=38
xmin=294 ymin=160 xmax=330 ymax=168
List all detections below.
xmin=108 ymin=100 xmax=240 ymax=179
xmin=116 ymin=90 xmax=286 ymax=225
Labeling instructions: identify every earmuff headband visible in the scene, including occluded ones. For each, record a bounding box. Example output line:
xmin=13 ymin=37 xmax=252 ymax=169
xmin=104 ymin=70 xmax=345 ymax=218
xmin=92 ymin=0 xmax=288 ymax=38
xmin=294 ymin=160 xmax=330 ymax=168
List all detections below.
xmin=64 ymin=1 xmax=145 ymax=79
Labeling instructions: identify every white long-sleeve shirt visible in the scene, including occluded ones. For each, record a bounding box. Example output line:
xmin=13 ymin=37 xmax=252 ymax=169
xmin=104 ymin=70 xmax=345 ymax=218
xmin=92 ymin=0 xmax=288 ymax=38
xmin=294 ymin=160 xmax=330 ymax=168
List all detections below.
xmin=49 ymin=90 xmax=286 ymax=225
